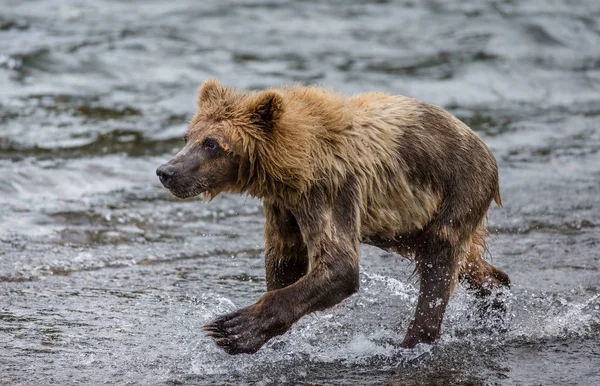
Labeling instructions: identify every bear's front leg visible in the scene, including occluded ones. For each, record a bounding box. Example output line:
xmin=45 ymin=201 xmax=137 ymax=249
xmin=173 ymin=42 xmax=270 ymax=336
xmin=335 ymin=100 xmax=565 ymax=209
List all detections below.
xmin=204 ymin=248 xmax=359 ymax=354
xmin=263 ymin=203 xmax=309 ymax=291
xmin=205 ymin=183 xmax=361 ymax=355
xmin=202 ymin=292 xmax=298 ymax=354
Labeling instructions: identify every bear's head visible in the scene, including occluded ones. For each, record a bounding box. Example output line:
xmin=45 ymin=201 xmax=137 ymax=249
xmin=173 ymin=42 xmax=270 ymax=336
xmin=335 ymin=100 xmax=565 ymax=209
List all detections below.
xmin=156 ymin=79 xmax=288 ymax=201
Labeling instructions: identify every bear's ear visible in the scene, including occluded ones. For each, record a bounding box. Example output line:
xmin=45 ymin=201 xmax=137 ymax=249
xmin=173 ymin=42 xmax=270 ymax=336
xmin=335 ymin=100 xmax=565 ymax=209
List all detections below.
xmin=198 ymin=79 xmax=230 ymax=106
xmin=251 ymin=90 xmax=284 ymax=131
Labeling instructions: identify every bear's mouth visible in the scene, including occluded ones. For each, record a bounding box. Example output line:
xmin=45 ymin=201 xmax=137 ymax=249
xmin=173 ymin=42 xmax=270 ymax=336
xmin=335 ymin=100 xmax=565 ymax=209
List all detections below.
xmin=160 ymin=173 xmax=221 ymax=202
xmin=165 ymin=184 xmax=207 ymax=200
xmin=169 ymin=188 xmax=216 ymax=202
xmin=200 ymin=190 xmax=215 ymax=202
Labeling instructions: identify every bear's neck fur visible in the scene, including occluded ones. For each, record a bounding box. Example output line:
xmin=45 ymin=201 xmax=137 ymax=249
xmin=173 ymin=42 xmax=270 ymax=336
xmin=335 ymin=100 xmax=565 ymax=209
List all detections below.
xmin=243 ymin=87 xmax=353 ymax=204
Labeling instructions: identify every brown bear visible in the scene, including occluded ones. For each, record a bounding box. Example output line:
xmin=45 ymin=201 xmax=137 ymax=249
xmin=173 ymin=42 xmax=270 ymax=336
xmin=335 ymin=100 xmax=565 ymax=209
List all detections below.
xmin=156 ymin=80 xmax=510 ymax=355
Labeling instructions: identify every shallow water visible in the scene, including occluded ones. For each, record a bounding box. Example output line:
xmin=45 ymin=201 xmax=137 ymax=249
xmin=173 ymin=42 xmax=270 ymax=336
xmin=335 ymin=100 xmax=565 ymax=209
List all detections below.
xmin=1 ymin=0 xmax=599 ymax=384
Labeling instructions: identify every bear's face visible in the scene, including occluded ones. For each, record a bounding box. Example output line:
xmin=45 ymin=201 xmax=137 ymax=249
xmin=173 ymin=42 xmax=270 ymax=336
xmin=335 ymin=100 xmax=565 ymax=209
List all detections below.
xmin=156 ymin=120 xmax=244 ymax=200
xmin=156 ymin=80 xmax=284 ymax=200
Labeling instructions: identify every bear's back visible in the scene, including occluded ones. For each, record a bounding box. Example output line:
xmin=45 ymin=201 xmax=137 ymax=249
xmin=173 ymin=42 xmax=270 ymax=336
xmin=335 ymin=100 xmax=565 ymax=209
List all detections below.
xmin=338 ymin=92 xmax=499 ymax=239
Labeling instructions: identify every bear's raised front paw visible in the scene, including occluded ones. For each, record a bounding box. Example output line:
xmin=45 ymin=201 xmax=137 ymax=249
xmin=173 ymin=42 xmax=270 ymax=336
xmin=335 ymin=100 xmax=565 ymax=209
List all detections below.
xmin=204 ymin=307 xmax=275 ymax=355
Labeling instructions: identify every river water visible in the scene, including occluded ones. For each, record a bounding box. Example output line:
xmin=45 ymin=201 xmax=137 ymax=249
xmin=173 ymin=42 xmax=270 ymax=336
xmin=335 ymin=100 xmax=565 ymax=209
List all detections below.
xmin=1 ymin=0 xmax=599 ymax=384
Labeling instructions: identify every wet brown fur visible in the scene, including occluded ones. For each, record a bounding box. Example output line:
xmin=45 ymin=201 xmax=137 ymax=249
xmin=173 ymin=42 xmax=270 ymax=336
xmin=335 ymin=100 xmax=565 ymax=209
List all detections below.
xmin=164 ymin=80 xmax=510 ymax=354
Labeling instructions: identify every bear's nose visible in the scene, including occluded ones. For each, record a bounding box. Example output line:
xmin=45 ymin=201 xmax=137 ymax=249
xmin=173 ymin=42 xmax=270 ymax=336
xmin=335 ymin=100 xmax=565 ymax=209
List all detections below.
xmin=156 ymin=163 xmax=176 ymax=187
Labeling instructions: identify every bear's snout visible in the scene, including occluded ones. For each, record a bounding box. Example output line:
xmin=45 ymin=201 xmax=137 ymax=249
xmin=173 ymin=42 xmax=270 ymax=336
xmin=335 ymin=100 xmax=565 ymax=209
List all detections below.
xmin=156 ymin=163 xmax=176 ymax=188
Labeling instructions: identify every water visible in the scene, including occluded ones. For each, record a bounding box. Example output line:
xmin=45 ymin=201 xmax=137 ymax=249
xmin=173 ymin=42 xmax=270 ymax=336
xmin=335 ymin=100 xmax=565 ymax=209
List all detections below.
xmin=1 ymin=0 xmax=599 ymax=384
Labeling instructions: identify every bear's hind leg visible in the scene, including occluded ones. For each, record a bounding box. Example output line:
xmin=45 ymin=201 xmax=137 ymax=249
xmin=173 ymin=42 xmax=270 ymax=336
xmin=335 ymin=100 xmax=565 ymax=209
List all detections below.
xmin=459 ymin=224 xmax=510 ymax=297
xmin=459 ymin=224 xmax=510 ymax=320
xmin=400 ymin=233 xmax=466 ymax=348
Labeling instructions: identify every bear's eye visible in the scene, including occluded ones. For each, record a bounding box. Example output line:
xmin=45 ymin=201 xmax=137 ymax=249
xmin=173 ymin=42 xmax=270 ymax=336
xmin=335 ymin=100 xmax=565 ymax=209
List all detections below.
xmin=203 ymin=138 xmax=221 ymax=152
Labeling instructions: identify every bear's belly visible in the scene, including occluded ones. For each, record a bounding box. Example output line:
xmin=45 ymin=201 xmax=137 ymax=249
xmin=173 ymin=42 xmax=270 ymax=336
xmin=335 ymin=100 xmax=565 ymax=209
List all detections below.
xmin=359 ymin=187 xmax=440 ymax=240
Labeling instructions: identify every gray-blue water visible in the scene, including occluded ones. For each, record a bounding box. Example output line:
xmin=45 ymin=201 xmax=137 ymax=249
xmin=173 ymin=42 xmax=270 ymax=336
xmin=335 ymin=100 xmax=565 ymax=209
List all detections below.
xmin=1 ymin=0 xmax=599 ymax=384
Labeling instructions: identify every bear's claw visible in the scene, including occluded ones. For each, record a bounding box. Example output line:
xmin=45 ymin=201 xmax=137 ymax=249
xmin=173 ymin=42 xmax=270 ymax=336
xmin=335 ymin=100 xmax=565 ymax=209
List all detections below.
xmin=203 ymin=308 xmax=271 ymax=355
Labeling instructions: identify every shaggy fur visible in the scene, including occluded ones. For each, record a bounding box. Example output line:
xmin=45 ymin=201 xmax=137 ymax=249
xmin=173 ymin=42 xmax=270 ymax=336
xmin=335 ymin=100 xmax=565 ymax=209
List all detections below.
xmin=157 ymin=80 xmax=510 ymax=354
